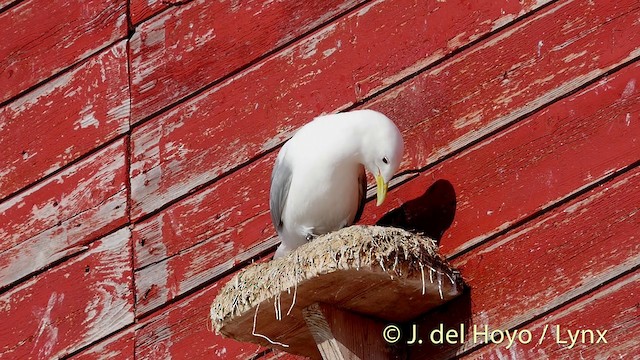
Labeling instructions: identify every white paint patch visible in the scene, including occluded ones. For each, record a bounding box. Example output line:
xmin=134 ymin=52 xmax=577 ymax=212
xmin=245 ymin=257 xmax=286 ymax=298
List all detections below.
xmin=299 ymin=23 xmax=337 ymax=60
xmin=30 ymin=201 xmax=59 ymax=224
xmin=323 ymin=47 xmax=337 ymax=58
xmin=453 ymin=110 xmax=483 ymax=129
xmin=447 ymin=33 xmax=467 ymax=49
xmin=107 ymin=98 xmax=130 ymax=123
xmin=144 ymin=23 xmax=167 ymax=48
xmin=214 ymin=346 xmax=227 ymax=357
xmin=63 ymin=86 xmax=82 ymax=99
xmin=492 ymin=14 xmax=515 ymax=31
xmin=537 ymin=40 xmax=544 ymax=57
xmin=355 ymin=2 xmax=376 ymax=17
xmin=32 ymin=292 xmax=64 ymax=359
xmin=621 ymin=79 xmax=636 ymax=98
xmin=562 ymin=50 xmax=587 ymax=63
xmin=625 ymin=113 xmax=631 ymax=126
xmin=195 ymin=29 xmax=216 ymax=47
xmin=75 ymin=104 xmax=100 ymax=130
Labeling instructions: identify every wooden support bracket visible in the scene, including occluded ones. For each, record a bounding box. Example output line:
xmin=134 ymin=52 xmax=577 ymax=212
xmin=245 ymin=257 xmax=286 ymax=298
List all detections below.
xmin=303 ymin=302 xmax=393 ymax=360
xmin=210 ymin=225 xmax=465 ymax=359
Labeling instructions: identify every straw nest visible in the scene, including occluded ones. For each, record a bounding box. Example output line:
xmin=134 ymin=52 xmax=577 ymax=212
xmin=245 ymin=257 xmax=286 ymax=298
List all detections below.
xmin=210 ymin=225 xmax=463 ymax=335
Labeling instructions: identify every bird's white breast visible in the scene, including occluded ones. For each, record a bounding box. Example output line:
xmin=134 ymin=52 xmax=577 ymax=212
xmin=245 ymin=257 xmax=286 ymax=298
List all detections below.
xmin=279 ymin=156 xmax=361 ymax=249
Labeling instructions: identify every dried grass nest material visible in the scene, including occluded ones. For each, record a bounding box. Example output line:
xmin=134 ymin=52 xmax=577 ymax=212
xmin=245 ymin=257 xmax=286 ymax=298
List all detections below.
xmin=210 ymin=225 xmax=463 ymax=334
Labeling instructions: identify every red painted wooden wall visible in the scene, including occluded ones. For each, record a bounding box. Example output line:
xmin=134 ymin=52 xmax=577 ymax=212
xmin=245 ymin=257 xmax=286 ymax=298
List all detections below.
xmin=1 ymin=0 xmax=638 ymax=359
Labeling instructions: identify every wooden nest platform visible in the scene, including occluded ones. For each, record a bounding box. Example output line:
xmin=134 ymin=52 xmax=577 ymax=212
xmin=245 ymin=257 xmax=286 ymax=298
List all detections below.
xmin=210 ymin=225 xmax=465 ymax=359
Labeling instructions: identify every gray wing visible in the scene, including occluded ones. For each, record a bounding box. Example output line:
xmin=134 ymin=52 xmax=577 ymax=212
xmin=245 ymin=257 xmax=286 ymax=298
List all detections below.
xmin=269 ymin=145 xmax=293 ymax=233
xmin=352 ymin=165 xmax=367 ymax=224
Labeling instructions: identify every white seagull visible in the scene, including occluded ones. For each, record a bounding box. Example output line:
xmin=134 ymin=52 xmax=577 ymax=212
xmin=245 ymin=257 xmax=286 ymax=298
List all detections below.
xmin=269 ymin=109 xmax=404 ymax=258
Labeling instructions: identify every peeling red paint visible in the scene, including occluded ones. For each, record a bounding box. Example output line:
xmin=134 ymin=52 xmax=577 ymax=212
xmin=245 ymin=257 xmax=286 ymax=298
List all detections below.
xmin=0 ymin=0 xmax=128 ymax=102
xmin=0 ymin=42 xmax=130 ymax=199
xmin=1 ymin=0 xmax=639 ymax=358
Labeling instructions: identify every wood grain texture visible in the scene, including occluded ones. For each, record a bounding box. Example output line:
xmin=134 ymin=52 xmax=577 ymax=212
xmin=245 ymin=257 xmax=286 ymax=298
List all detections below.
xmin=467 ymin=270 xmax=640 ymax=358
xmin=130 ymin=0 xmax=551 ymax=219
xmin=69 ymin=328 xmax=135 ymax=360
xmin=132 ymin=153 xmax=276 ymax=315
xmin=0 ymin=139 xmax=128 ymax=289
xmin=303 ymin=303 xmax=392 ymax=360
xmin=130 ymin=0 xmax=366 ymax=122
xmin=0 ymin=228 xmax=133 ymax=359
xmin=419 ymin=167 xmax=640 ymax=358
xmin=362 ymin=59 xmax=640 ymax=256
xmin=0 ymin=0 xmax=127 ymax=103
xmin=129 ymin=0 xmax=170 ymax=26
xmin=133 ymin=141 xmax=274 ymax=270
xmin=135 ymin=273 xmax=268 ymax=360
xmin=0 ymin=41 xmax=129 ymax=199
xmin=134 ymin=214 xmax=277 ymax=316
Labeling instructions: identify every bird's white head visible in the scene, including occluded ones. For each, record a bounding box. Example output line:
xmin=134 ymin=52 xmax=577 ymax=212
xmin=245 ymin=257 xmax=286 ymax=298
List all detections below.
xmin=356 ymin=110 xmax=404 ymax=206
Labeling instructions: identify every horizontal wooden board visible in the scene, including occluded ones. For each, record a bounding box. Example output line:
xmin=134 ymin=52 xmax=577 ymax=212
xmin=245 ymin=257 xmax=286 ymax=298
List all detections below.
xmin=0 ymin=0 xmax=127 ymax=103
xmin=133 ymin=152 xmax=275 ymax=269
xmin=466 ymin=269 xmax=640 ymax=358
xmin=0 ymin=139 xmax=128 ymax=289
xmin=0 ymin=41 xmax=130 ymax=199
xmin=361 ymin=59 xmax=640 ymax=256
xmin=410 ymin=167 xmax=640 ymax=359
xmin=0 ymin=228 xmax=134 ymax=359
xmin=130 ymin=0 xmax=366 ymax=122
xmin=130 ymin=0 xmax=552 ymax=219
xmin=135 ymin=273 xmax=270 ymax=359
xmin=70 ymin=328 xmax=135 ymax=360
xmin=134 ymin=213 xmax=277 ymax=315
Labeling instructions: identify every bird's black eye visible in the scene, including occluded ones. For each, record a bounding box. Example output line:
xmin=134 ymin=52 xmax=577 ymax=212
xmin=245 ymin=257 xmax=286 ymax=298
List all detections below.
xmin=382 ymin=157 xmax=389 ymax=164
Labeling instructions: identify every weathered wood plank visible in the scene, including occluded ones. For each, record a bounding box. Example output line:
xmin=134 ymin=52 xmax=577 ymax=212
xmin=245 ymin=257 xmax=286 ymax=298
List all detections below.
xmin=0 ymin=138 xmax=128 ymax=289
xmin=0 ymin=228 xmax=134 ymax=359
xmin=129 ymin=0 xmax=169 ymax=26
xmin=0 ymin=0 xmax=127 ymax=103
xmin=411 ymin=167 xmax=640 ymax=359
xmin=130 ymin=0 xmax=553 ymax=219
xmin=134 ymin=212 xmax=277 ymax=315
xmin=367 ymin=0 xmax=640 ymax=173
xmin=466 ymin=270 xmax=640 ymax=359
xmin=130 ymin=0 xmax=367 ymax=122
xmin=362 ymin=60 xmax=640 ymax=256
xmin=135 ymin=273 xmax=268 ymax=360
xmin=133 ymin=153 xmax=274 ymax=269
xmin=0 ymin=41 xmax=130 ymax=199
xmin=69 ymin=328 xmax=135 ymax=360
xmin=132 ymin=154 xmax=276 ymax=314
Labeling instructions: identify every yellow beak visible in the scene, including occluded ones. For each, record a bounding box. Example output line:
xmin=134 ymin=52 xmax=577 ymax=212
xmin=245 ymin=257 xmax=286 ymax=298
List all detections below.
xmin=375 ymin=174 xmax=388 ymax=206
